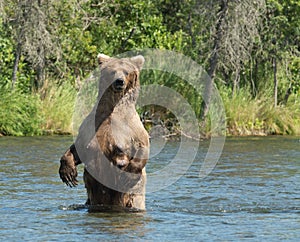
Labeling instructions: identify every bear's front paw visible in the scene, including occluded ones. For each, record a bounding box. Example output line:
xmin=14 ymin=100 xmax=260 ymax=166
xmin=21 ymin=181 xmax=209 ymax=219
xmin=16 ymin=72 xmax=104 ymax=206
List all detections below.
xmin=59 ymin=163 xmax=78 ymax=187
xmin=59 ymin=151 xmax=78 ymax=187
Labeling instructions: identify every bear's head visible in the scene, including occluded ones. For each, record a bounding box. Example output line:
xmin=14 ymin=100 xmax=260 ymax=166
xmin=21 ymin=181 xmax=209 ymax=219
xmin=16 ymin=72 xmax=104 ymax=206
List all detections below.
xmin=97 ymin=54 xmax=145 ymax=102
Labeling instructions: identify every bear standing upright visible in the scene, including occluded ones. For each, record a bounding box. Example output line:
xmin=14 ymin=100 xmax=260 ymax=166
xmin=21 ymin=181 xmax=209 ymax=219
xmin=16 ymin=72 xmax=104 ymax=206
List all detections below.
xmin=59 ymin=54 xmax=149 ymax=210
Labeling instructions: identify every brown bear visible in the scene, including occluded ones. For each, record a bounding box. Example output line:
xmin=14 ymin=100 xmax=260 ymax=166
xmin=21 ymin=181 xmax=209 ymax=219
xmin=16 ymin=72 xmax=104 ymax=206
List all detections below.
xmin=59 ymin=54 xmax=149 ymax=211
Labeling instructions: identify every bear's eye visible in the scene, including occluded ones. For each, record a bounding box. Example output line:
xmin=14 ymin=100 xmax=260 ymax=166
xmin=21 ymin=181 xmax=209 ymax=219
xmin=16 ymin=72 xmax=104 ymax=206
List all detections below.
xmin=124 ymin=71 xmax=129 ymax=76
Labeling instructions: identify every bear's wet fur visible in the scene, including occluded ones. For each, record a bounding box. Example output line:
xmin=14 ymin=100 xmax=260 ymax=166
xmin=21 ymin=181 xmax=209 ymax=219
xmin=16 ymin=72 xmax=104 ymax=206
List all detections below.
xmin=59 ymin=54 xmax=149 ymax=211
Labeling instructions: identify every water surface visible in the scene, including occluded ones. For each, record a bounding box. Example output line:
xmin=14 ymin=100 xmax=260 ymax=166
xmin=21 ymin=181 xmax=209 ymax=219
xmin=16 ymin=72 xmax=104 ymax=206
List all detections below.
xmin=0 ymin=136 xmax=299 ymax=241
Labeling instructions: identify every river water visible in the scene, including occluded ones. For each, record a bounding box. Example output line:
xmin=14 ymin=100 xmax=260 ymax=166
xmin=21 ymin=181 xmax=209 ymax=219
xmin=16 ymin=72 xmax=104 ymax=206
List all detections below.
xmin=0 ymin=136 xmax=299 ymax=241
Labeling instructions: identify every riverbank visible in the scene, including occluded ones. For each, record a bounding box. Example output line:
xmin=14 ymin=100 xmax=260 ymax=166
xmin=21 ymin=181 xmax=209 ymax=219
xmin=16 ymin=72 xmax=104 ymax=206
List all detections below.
xmin=0 ymin=83 xmax=299 ymax=137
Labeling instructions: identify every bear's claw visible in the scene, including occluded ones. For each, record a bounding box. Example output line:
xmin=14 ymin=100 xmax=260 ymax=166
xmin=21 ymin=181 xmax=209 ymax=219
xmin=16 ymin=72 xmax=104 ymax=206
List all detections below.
xmin=59 ymin=164 xmax=78 ymax=187
xmin=59 ymin=148 xmax=79 ymax=187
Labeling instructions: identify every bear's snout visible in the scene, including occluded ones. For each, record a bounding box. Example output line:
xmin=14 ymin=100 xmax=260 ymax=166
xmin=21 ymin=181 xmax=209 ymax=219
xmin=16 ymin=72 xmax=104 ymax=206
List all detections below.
xmin=113 ymin=78 xmax=126 ymax=91
xmin=116 ymin=157 xmax=129 ymax=169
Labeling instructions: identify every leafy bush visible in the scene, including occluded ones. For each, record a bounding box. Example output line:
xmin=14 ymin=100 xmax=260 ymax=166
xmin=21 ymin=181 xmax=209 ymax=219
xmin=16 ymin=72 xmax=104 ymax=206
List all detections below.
xmin=0 ymin=87 xmax=43 ymax=136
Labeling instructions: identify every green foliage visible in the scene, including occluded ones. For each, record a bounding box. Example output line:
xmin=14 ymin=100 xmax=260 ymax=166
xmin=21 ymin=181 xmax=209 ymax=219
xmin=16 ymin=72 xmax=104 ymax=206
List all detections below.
xmin=288 ymin=56 xmax=300 ymax=94
xmin=221 ymin=86 xmax=300 ymax=135
xmin=259 ymin=100 xmax=298 ymax=135
xmin=141 ymin=70 xmax=202 ymax=118
xmin=39 ymin=80 xmax=77 ymax=134
xmin=0 ymin=19 xmax=14 ymax=88
xmin=0 ymin=17 xmax=35 ymax=92
xmin=87 ymin=0 xmax=186 ymax=54
xmin=0 ymin=0 xmax=299 ymax=136
xmin=72 ymin=72 xmax=99 ymax=133
xmin=0 ymin=87 xmax=43 ymax=136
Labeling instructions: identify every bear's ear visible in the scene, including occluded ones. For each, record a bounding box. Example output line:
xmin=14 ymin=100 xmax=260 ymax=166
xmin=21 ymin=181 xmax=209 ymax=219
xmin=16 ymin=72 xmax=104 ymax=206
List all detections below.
xmin=97 ymin=53 xmax=110 ymax=65
xmin=130 ymin=55 xmax=145 ymax=70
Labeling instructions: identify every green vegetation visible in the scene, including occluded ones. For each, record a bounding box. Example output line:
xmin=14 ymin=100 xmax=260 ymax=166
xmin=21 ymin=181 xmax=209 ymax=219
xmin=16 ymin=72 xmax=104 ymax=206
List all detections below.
xmin=39 ymin=81 xmax=77 ymax=135
xmin=221 ymin=86 xmax=300 ymax=136
xmin=0 ymin=86 xmax=42 ymax=136
xmin=0 ymin=82 xmax=76 ymax=136
xmin=0 ymin=0 xmax=299 ymax=136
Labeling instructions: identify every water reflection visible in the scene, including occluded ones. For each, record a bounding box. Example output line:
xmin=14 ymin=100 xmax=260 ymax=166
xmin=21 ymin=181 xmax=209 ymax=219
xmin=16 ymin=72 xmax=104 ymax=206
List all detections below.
xmin=83 ymin=212 xmax=152 ymax=238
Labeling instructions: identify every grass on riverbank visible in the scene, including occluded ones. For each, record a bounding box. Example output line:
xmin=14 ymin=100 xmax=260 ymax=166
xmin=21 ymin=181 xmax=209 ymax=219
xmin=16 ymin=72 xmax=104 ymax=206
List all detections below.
xmin=39 ymin=81 xmax=77 ymax=135
xmin=0 ymin=82 xmax=299 ymax=136
xmin=0 ymin=87 xmax=43 ymax=136
xmin=222 ymin=87 xmax=300 ymax=136
xmin=0 ymin=82 xmax=76 ymax=136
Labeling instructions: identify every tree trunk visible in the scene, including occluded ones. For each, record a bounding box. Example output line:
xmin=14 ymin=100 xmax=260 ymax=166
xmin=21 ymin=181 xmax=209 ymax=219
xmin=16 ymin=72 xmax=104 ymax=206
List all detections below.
xmin=283 ymin=82 xmax=292 ymax=105
xmin=34 ymin=43 xmax=46 ymax=90
xmin=35 ymin=63 xmax=45 ymax=90
xmin=200 ymin=0 xmax=228 ymax=121
xmin=251 ymin=58 xmax=258 ymax=97
xmin=273 ymin=56 xmax=278 ymax=107
xmin=232 ymin=67 xmax=240 ymax=97
xmin=11 ymin=42 xmax=22 ymax=89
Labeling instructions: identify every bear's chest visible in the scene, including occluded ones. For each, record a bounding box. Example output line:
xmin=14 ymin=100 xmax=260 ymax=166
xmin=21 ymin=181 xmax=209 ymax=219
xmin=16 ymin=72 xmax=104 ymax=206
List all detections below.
xmin=110 ymin=110 xmax=142 ymax=145
xmin=96 ymin=107 xmax=145 ymax=155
